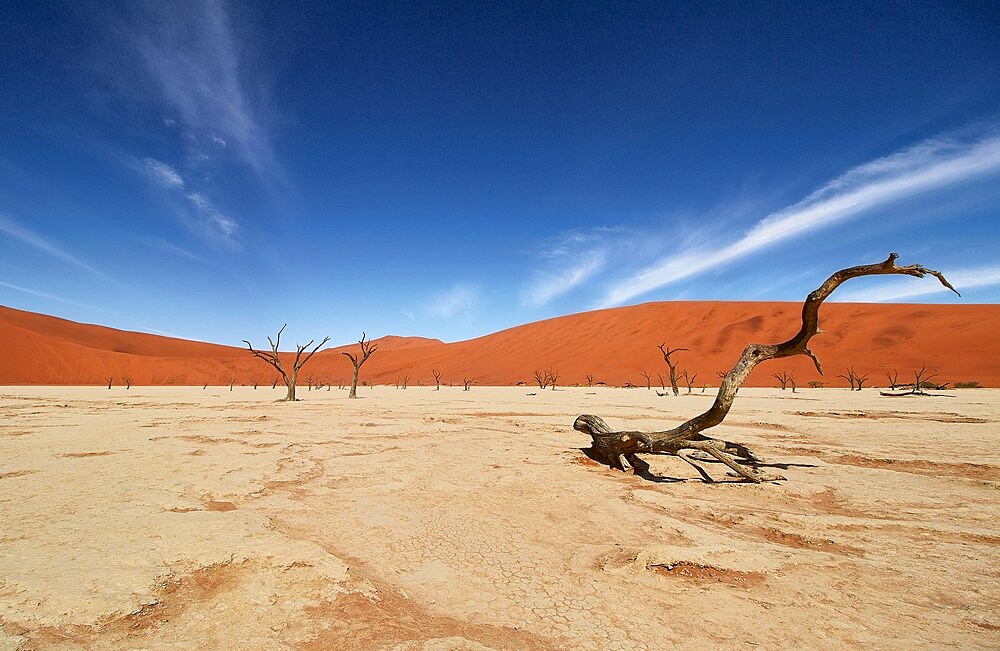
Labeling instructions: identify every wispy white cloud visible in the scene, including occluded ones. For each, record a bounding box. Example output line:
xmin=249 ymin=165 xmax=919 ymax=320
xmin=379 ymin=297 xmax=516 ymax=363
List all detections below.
xmin=0 ymin=212 xmax=102 ymax=275
xmin=133 ymin=157 xmax=239 ymax=244
xmin=521 ymin=228 xmax=620 ymax=307
xmin=426 ymin=283 xmax=479 ymax=319
xmin=142 ymin=157 xmax=184 ymax=189
xmin=185 ymin=192 xmax=238 ymax=241
xmin=0 ymin=280 xmax=100 ymax=310
xmin=129 ymin=1 xmax=277 ymax=178
xmin=523 ymin=256 xmax=606 ymax=307
xmin=832 ymin=265 xmax=1000 ymax=302
xmin=146 ymin=238 xmax=203 ymax=262
xmin=598 ymin=132 xmax=1000 ymax=307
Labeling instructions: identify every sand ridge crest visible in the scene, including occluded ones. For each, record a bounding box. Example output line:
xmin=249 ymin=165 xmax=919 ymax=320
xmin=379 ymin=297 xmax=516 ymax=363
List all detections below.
xmin=2 ymin=302 xmax=998 ymax=387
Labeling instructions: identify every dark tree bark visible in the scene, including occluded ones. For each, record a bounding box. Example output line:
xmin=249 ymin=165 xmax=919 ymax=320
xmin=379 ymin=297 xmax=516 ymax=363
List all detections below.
xmin=463 ymin=377 xmax=474 ymax=391
xmin=585 ymin=374 xmax=595 ymax=387
xmin=343 ymin=332 xmax=378 ymax=399
xmin=640 ymin=369 xmax=652 ymax=390
xmin=882 ymin=363 xmax=943 ymax=396
xmin=244 ymin=325 xmax=330 ymax=402
xmin=574 ymin=254 xmax=958 ymax=483
xmin=912 ymin=363 xmax=938 ymax=394
xmin=658 ymin=344 xmax=689 ymax=396
xmin=106 ymin=376 xmax=113 ymax=390
xmin=681 ymin=370 xmax=698 ymax=393
xmin=432 ymin=369 xmax=442 ymax=390
xmin=838 ymin=365 xmax=869 ymax=391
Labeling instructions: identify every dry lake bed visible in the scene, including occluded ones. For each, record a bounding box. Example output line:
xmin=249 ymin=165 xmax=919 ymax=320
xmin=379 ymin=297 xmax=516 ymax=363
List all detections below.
xmin=1 ymin=386 xmax=998 ymax=650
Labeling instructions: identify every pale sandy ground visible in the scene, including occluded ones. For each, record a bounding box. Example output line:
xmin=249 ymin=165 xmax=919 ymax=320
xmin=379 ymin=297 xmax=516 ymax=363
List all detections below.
xmin=1 ymin=385 xmax=997 ymax=650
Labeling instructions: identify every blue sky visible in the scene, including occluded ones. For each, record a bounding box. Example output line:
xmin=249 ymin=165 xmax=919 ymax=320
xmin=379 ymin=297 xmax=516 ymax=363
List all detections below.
xmin=1 ymin=1 xmax=998 ymax=347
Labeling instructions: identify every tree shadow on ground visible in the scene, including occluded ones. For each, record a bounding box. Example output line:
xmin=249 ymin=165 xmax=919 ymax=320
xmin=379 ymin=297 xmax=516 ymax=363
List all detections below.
xmin=580 ymin=447 xmax=817 ymax=484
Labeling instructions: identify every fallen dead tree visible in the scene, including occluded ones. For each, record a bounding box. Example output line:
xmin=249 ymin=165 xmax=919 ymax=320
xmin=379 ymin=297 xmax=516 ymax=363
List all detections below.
xmin=574 ymin=254 xmax=958 ymax=483
xmin=880 ymin=364 xmax=952 ymax=397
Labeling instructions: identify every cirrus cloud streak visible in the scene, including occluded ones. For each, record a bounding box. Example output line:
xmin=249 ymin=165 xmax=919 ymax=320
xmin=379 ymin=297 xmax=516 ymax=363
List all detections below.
xmin=598 ymin=132 xmax=1000 ymax=307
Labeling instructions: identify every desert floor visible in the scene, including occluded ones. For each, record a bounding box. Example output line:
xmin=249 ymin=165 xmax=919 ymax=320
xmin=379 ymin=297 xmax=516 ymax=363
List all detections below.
xmin=1 ymin=385 xmax=997 ymax=650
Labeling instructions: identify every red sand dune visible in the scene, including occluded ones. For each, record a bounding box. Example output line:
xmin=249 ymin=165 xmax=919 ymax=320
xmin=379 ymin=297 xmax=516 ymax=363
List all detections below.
xmin=1 ymin=302 xmax=997 ymax=387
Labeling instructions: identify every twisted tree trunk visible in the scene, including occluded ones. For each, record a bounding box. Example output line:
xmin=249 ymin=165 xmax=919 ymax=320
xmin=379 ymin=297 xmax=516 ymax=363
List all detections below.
xmin=243 ymin=325 xmax=329 ymax=402
xmin=658 ymin=344 xmax=688 ymax=396
xmin=344 ymin=332 xmax=378 ymax=399
xmin=574 ymin=254 xmax=958 ymax=483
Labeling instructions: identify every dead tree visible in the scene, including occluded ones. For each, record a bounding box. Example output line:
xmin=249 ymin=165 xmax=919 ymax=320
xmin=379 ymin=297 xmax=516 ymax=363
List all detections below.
xmin=773 ymin=371 xmax=792 ymax=390
xmin=657 ymin=343 xmax=689 ymax=396
xmin=106 ymin=376 xmax=113 ymax=390
xmin=789 ymin=371 xmax=797 ymax=393
xmin=463 ymin=376 xmax=474 ymax=391
xmin=243 ymin=325 xmax=330 ymax=402
xmin=399 ymin=374 xmax=410 ymax=389
xmin=838 ymin=365 xmax=869 ymax=391
xmin=585 ymin=374 xmax=595 ymax=387
xmin=885 ymin=369 xmax=900 ymax=390
xmin=271 ymin=377 xmax=279 ymax=389
xmin=432 ymin=369 xmax=443 ymax=390
xmin=881 ymin=363 xmax=948 ymax=397
xmin=681 ymin=370 xmax=698 ymax=394
xmin=306 ymin=374 xmax=315 ymax=391
xmin=251 ymin=377 xmax=259 ymax=390
xmin=123 ymin=376 xmax=133 ymax=390
xmin=532 ymin=369 xmax=549 ymax=389
xmin=548 ymin=369 xmax=559 ymax=390
xmin=343 ymin=332 xmax=378 ymax=399
xmin=574 ymin=254 xmax=957 ymax=483
xmin=229 ymin=378 xmax=237 ymax=391
xmin=912 ymin=363 xmax=938 ymax=394
xmin=640 ymin=369 xmax=652 ymax=390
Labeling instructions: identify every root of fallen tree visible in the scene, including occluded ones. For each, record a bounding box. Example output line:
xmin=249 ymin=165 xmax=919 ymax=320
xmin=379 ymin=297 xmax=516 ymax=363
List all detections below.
xmin=573 ymin=253 xmax=959 ymax=483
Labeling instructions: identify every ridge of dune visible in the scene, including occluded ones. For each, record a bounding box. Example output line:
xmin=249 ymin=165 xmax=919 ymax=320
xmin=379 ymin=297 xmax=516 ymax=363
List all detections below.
xmin=1 ymin=302 xmax=997 ymax=387
xmin=319 ymin=334 xmax=445 ymax=356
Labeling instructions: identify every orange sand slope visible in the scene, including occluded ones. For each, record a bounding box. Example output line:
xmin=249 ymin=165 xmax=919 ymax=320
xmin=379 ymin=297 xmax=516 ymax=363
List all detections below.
xmin=1 ymin=302 xmax=997 ymax=387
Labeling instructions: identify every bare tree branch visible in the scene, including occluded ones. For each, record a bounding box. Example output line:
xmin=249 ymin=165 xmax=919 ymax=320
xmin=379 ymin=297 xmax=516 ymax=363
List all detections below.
xmin=574 ymin=253 xmax=958 ymax=483
xmin=344 ymin=332 xmax=378 ymax=398
xmin=657 ymin=343 xmax=689 ymax=396
xmin=244 ymin=324 xmax=330 ymax=401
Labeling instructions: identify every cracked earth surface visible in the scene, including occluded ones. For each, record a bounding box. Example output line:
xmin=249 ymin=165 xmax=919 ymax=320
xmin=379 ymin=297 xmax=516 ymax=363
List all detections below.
xmin=1 ymin=386 xmax=998 ymax=649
